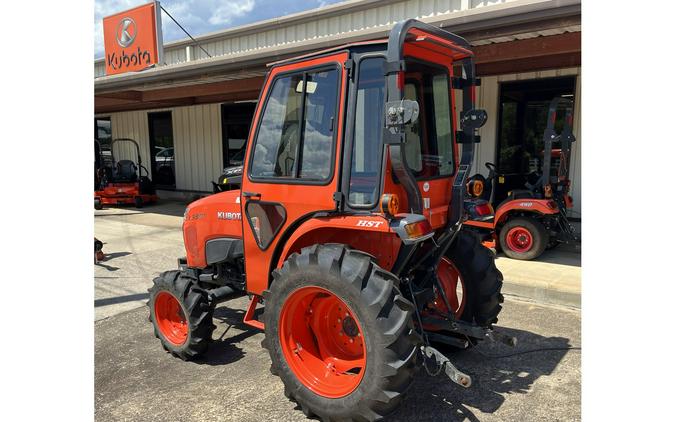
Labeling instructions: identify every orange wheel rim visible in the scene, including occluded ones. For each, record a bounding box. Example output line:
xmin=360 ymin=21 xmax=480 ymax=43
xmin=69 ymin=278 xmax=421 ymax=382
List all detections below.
xmin=506 ymin=226 xmax=533 ymax=253
xmin=279 ymin=286 xmax=366 ymax=398
xmin=154 ymin=291 xmax=188 ymax=346
xmin=436 ymin=258 xmax=466 ymax=318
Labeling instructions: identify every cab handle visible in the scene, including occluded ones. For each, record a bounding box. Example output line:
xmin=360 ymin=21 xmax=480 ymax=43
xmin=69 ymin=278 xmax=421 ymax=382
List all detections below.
xmin=243 ymin=191 xmax=261 ymax=199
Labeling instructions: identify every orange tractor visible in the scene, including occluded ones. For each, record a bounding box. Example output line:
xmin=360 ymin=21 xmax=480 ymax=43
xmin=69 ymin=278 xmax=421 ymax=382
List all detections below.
xmin=149 ymin=20 xmax=508 ymax=421
xmin=463 ymin=97 xmax=578 ymax=260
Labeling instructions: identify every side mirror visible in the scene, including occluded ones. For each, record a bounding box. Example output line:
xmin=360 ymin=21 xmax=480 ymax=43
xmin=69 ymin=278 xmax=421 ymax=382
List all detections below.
xmin=385 ymin=99 xmax=420 ymax=127
xmin=461 ymin=109 xmax=488 ymax=130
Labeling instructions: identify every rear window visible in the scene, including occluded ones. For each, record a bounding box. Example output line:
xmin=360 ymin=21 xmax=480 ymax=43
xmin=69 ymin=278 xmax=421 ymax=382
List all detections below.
xmin=403 ymin=61 xmax=455 ymax=179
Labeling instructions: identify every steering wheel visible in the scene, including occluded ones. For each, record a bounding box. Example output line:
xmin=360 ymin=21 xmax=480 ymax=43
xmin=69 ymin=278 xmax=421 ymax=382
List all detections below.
xmin=485 ymin=162 xmax=497 ymax=172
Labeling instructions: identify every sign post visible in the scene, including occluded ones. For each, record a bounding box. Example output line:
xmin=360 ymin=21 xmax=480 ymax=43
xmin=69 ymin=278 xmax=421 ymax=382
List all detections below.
xmin=103 ymin=1 xmax=164 ymax=76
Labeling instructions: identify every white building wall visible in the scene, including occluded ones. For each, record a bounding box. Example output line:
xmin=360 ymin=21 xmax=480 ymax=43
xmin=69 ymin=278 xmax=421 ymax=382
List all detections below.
xmin=104 ymin=104 xmax=223 ymax=193
xmin=109 ymin=111 xmax=153 ymax=175
xmin=473 ymin=67 xmax=581 ymax=217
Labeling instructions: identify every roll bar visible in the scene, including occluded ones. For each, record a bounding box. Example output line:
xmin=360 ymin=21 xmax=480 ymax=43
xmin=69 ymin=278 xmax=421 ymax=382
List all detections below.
xmin=541 ymin=98 xmax=575 ymax=188
xmin=111 ymin=138 xmax=143 ymax=167
xmin=110 ymin=138 xmax=150 ymax=178
xmin=382 ymin=19 xmax=482 ymax=229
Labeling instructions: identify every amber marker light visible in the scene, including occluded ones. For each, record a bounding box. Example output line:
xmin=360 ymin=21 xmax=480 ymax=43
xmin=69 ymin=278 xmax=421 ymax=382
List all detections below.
xmin=380 ymin=193 xmax=400 ymax=217
xmin=466 ymin=179 xmax=484 ymax=197
xmin=403 ymin=219 xmax=432 ymax=239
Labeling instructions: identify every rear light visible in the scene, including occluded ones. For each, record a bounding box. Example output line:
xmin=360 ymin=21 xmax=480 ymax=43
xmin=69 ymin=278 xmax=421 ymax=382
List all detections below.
xmin=544 ymin=184 xmax=553 ymax=198
xmin=466 ymin=179 xmax=484 ymax=197
xmin=380 ymin=193 xmax=400 ymax=216
xmin=397 ymin=71 xmax=405 ymax=91
xmin=403 ymin=220 xmax=432 ymax=239
xmin=474 ymin=202 xmax=494 ymax=216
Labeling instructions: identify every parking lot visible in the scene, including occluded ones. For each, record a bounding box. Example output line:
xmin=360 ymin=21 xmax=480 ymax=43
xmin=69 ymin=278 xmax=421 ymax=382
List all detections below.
xmin=95 ymin=201 xmax=581 ymax=421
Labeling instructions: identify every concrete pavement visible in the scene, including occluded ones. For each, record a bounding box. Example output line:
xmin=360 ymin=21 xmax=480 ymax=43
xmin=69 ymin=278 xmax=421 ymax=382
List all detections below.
xmin=95 ymin=202 xmax=185 ymax=321
xmin=496 ymin=245 xmax=581 ymax=308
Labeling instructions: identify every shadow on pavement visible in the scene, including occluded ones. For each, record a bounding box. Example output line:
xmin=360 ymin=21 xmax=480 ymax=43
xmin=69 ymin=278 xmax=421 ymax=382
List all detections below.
xmin=95 ymin=262 xmax=120 ymax=271
xmin=95 ymin=292 xmax=149 ymax=307
xmin=193 ymin=300 xmax=257 ymax=367
xmin=103 ymin=251 xmax=132 ymax=261
xmin=389 ymin=326 xmax=576 ymax=421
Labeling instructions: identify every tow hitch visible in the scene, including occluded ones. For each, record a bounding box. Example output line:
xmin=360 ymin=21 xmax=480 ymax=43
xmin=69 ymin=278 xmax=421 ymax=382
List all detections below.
xmin=422 ymin=345 xmax=472 ymax=387
xmin=421 ymin=328 xmax=516 ymax=387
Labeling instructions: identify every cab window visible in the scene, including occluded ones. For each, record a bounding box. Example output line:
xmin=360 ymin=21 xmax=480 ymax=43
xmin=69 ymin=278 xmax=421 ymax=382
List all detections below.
xmin=348 ymin=57 xmax=386 ymax=207
xmin=403 ymin=61 xmax=455 ymax=179
xmin=250 ymin=68 xmax=339 ymax=181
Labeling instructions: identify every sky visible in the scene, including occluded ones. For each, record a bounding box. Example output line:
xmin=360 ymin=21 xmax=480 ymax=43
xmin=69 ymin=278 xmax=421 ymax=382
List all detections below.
xmin=95 ymin=0 xmax=344 ymax=59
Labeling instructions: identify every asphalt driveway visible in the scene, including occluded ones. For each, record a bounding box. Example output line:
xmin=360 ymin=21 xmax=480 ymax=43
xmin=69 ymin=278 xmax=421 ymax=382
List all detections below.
xmin=95 ymin=295 xmax=580 ymax=421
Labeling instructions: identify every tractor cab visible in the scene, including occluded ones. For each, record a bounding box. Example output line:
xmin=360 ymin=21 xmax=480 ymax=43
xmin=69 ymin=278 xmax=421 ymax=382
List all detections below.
xmin=155 ymin=20 xmax=508 ymax=421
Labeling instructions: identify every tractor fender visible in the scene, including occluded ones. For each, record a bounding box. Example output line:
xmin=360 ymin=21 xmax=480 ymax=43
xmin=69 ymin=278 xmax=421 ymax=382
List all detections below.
xmin=495 ymin=198 xmax=558 ymax=225
xmin=275 ymin=215 xmax=402 ymax=272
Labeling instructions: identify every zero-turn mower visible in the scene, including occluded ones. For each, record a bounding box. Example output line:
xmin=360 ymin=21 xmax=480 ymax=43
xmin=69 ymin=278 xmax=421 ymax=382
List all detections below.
xmin=149 ymin=20 xmax=511 ymax=421
xmin=463 ymin=97 xmax=579 ymax=260
xmin=94 ymin=138 xmax=159 ymax=209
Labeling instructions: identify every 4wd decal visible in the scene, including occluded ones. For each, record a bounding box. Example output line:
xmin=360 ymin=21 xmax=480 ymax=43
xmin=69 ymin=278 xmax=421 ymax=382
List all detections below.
xmin=518 ymin=202 xmax=533 ymax=207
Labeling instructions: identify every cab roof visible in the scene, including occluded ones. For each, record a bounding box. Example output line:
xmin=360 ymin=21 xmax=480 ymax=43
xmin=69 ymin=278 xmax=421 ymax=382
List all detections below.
xmin=267 ymin=39 xmax=388 ymax=67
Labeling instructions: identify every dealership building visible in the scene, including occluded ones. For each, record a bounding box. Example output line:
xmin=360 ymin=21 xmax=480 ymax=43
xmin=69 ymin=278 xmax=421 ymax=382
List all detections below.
xmin=95 ymin=0 xmax=581 ymax=218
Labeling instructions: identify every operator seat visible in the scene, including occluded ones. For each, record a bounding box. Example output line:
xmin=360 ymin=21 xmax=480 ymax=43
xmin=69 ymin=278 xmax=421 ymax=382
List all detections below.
xmin=115 ymin=160 xmax=138 ymax=182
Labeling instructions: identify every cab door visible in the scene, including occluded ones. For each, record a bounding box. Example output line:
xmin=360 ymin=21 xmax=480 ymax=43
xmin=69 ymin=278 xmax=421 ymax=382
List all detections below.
xmin=241 ymin=52 xmax=348 ymax=295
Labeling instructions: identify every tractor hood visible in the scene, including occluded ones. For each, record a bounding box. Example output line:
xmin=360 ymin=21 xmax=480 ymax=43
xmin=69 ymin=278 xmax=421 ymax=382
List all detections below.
xmin=183 ymin=189 xmax=243 ymax=268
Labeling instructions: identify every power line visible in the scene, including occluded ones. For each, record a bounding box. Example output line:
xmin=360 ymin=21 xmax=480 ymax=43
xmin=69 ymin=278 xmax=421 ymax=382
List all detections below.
xmin=159 ymin=4 xmax=212 ymax=59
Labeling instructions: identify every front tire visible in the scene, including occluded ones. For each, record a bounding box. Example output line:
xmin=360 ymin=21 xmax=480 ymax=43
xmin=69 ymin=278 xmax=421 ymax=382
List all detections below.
xmin=148 ymin=270 xmax=215 ymax=360
xmin=262 ymin=244 xmax=419 ymax=421
xmin=499 ymin=217 xmax=548 ymax=260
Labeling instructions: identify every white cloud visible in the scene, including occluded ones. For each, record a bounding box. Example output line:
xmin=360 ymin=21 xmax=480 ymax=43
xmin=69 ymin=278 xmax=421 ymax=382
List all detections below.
xmin=209 ymin=0 xmax=255 ymax=25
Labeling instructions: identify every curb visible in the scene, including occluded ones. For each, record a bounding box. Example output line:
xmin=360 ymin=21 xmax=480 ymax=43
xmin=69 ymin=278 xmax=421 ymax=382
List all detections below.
xmin=501 ymin=281 xmax=580 ymax=309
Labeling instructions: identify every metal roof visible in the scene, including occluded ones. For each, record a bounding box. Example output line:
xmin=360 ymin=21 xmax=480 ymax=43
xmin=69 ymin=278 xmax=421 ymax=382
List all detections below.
xmin=95 ymin=0 xmax=581 ymax=91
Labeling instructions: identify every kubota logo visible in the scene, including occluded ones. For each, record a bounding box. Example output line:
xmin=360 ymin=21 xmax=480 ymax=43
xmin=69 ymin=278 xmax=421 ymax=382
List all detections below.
xmin=217 ymin=211 xmax=241 ymax=220
xmin=116 ymin=17 xmax=137 ymax=48
xmin=356 ymin=220 xmax=384 ymax=228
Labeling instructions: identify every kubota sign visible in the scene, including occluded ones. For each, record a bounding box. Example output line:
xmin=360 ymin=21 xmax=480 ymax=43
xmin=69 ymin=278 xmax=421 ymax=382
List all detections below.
xmin=103 ymin=2 xmax=163 ymax=75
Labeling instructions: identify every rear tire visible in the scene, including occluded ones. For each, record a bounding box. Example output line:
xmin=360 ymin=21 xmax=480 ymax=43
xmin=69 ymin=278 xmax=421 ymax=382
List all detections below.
xmin=430 ymin=231 xmax=504 ymax=350
xmin=94 ymin=198 xmax=102 ymax=210
xmin=499 ymin=217 xmax=548 ymax=260
xmin=148 ymin=270 xmax=215 ymax=360
xmin=262 ymin=244 xmax=419 ymax=421
xmin=445 ymin=231 xmax=504 ymax=327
